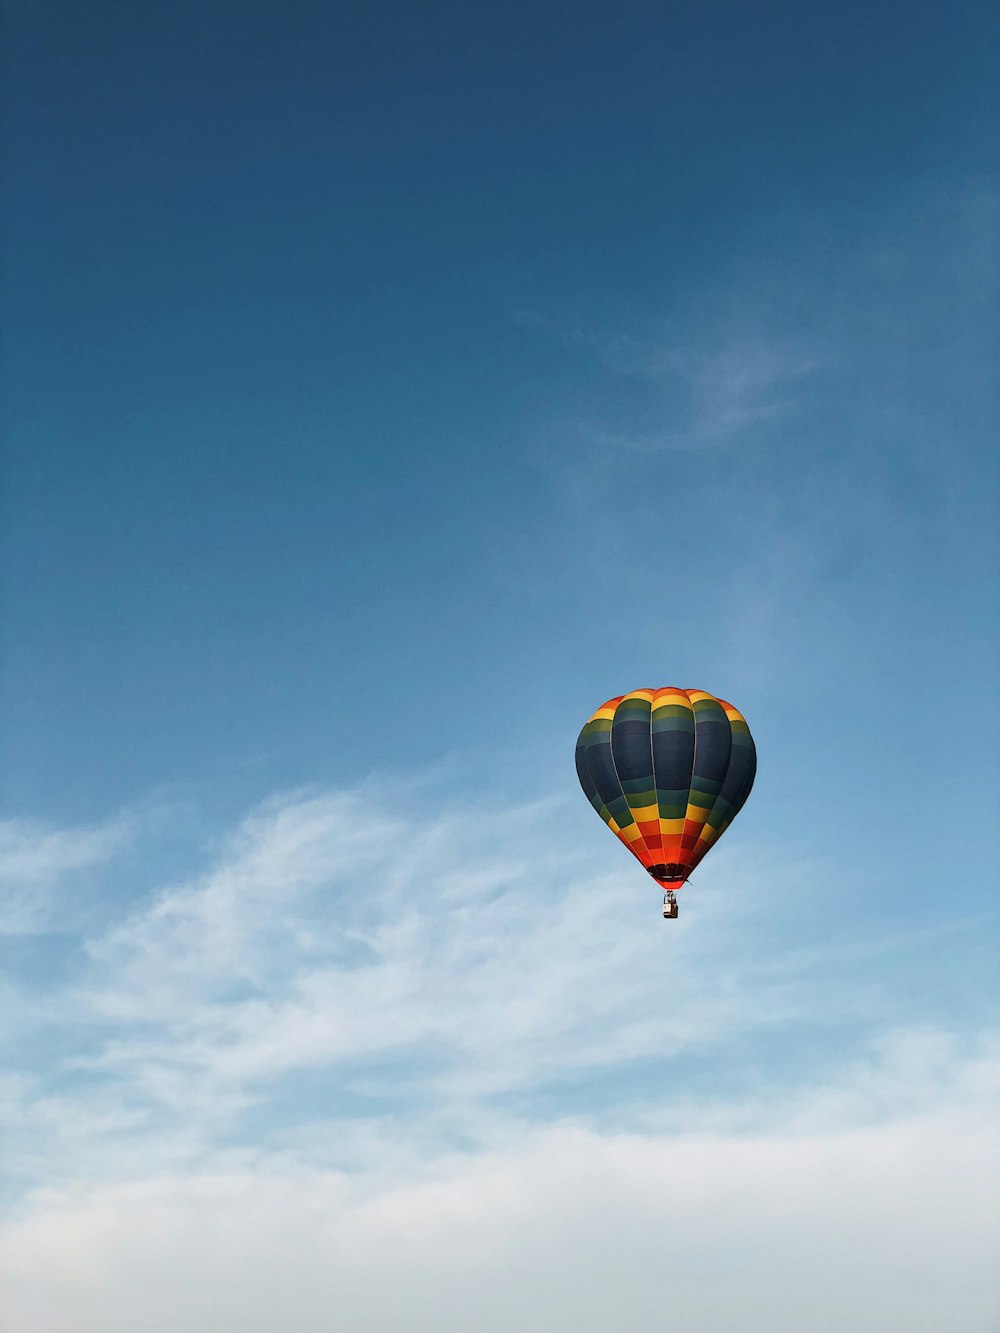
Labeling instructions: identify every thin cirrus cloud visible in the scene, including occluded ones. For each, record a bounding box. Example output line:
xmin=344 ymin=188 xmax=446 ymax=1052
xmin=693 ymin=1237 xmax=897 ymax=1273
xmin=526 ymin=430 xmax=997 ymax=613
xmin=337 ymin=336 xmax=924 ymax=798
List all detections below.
xmin=527 ymin=183 xmax=994 ymax=464
xmin=519 ymin=308 xmax=821 ymax=455
xmin=2 ymin=780 xmax=992 ymax=1154
xmin=0 ymin=815 xmax=131 ymax=936
xmin=581 ymin=333 xmax=820 ymax=448
xmin=13 ymin=786 xmax=809 ymax=1138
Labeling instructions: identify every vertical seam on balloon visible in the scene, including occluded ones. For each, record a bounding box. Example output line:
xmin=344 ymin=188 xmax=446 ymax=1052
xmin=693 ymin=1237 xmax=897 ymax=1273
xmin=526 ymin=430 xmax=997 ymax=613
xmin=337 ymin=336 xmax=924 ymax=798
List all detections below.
xmin=648 ymin=689 xmax=667 ymax=871
xmin=577 ymin=737 xmax=620 ymax=834
xmin=735 ymin=741 xmax=758 ymax=819
xmin=579 ymin=701 xmax=631 ymax=846
xmin=608 ymin=692 xmax=656 ymax=867
xmin=595 ymin=696 xmax=629 ymax=847
xmin=712 ymin=725 xmax=757 ymax=846
xmin=640 ymin=689 xmax=664 ymax=868
xmin=606 ymin=696 xmax=631 ymax=830
xmin=684 ymin=688 xmax=697 ymax=875
xmin=698 ymin=696 xmax=735 ymax=856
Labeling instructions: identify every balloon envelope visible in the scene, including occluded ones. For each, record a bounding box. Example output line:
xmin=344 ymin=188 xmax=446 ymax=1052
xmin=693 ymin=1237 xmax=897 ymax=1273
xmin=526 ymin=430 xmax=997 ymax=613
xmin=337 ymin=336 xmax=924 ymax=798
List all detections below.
xmin=575 ymin=687 xmax=756 ymax=889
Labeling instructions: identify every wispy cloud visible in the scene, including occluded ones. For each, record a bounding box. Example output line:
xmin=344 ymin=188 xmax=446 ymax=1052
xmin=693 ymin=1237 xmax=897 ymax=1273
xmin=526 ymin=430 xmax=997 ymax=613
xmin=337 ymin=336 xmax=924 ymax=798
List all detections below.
xmin=580 ymin=330 xmax=819 ymax=448
xmin=524 ymin=182 xmax=995 ymax=466
xmin=0 ymin=815 xmax=130 ymax=936
xmin=519 ymin=307 xmax=820 ymax=453
xmin=3 ymin=781 xmax=992 ymax=1181
xmin=5 ymin=789 xmax=800 ymax=1180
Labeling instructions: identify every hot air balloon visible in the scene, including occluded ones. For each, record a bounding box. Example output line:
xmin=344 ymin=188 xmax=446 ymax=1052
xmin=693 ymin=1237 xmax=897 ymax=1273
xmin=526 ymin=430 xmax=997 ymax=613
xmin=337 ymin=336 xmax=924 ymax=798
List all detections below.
xmin=575 ymin=688 xmax=756 ymax=918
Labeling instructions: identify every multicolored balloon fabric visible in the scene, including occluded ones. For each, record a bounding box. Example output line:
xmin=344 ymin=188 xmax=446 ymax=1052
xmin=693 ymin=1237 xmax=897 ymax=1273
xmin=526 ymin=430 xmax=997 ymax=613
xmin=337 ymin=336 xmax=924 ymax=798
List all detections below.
xmin=575 ymin=688 xmax=756 ymax=891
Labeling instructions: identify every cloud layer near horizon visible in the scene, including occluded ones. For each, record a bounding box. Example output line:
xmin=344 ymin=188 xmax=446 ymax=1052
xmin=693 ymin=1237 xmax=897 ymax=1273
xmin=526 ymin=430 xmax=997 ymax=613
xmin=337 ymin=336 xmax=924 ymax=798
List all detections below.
xmin=2 ymin=783 xmax=998 ymax=1330
xmin=4 ymin=1043 xmax=998 ymax=1333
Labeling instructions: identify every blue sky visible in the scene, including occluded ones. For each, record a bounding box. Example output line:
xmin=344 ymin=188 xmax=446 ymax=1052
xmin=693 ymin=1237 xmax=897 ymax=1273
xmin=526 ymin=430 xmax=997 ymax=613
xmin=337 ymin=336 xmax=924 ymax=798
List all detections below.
xmin=2 ymin=3 xmax=998 ymax=1329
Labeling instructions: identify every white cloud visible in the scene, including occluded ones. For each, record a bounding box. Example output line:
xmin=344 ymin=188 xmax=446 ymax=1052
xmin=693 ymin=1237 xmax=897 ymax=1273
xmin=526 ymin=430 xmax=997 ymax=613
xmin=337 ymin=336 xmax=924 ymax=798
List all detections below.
xmin=0 ymin=815 xmax=130 ymax=935
xmin=12 ymin=786 xmax=856 ymax=1173
xmin=3 ymin=783 xmax=997 ymax=1330
xmin=2 ymin=1035 xmax=997 ymax=1333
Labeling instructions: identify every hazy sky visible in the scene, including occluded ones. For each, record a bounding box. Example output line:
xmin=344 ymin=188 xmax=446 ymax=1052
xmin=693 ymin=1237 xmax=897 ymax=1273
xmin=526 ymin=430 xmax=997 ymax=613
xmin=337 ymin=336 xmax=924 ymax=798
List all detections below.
xmin=2 ymin=2 xmax=998 ymax=1330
